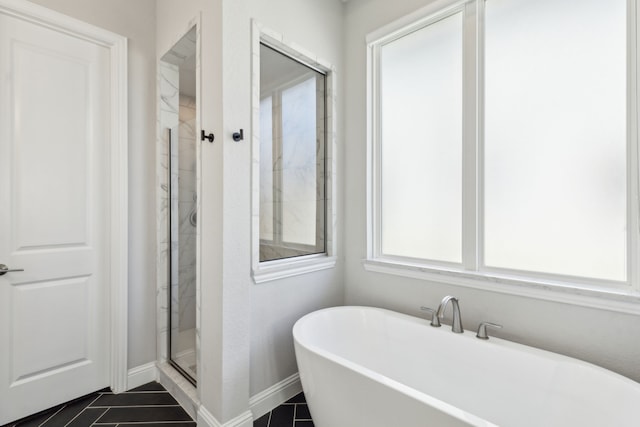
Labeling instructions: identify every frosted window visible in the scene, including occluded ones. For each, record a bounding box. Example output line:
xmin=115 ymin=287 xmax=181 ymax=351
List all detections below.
xmin=380 ymin=12 xmax=463 ymax=263
xmin=259 ymin=96 xmax=274 ymax=241
xmin=484 ymin=0 xmax=627 ymax=280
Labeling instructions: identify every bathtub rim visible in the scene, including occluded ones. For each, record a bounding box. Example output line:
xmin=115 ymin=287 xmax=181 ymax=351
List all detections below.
xmin=293 ymin=305 xmax=499 ymax=426
xmin=293 ymin=305 xmax=640 ymax=426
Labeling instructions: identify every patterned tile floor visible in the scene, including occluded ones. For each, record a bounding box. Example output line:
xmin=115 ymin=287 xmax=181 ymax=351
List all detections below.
xmin=253 ymin=393 xmax=315 ymax=427
xmin=5 ymin=382 xmax=195 ymax=427
xmin=6 ymin=383 xmax=315 ymax=427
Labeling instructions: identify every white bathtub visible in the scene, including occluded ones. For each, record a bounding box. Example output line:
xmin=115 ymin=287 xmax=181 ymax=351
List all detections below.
xmin=293 ymin=306 xmax=640 ymax=427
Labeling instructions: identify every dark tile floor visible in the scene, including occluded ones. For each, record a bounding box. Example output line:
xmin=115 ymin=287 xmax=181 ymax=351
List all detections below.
xmin=5 ymin=382 xmax=195 ymax=427
xmin=253 ymin=393 xmax=314 ymax=427
xmin=6 ymin=383 xmax=314 ymax=427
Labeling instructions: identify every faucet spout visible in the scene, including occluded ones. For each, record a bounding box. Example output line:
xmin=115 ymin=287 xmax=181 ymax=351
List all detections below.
xmin=436 ymin=295 xmax=464 ymax=333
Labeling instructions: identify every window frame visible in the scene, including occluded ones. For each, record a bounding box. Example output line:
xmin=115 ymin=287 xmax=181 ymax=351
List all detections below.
xmin=251 ymin=21 xmax=337 ymax=284
xmin=365 ymin=0 xmax=640 ymax=313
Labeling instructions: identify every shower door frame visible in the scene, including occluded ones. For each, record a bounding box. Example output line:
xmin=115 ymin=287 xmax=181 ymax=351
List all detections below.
xmin=156 ymin=15 xmax=202 ymax=392
xmin=167 ymin=128 xmax=197 ymax=387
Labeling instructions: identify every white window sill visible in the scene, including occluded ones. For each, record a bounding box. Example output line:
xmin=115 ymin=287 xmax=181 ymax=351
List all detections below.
xmin=363 ymin=258 xmax=640 ymax=315
xmin=253 ymin=255 xmax=337 ymax=284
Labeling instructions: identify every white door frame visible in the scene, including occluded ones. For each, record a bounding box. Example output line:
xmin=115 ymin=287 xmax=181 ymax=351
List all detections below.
xmin=0 ymin=0 xmax=128 ymax=393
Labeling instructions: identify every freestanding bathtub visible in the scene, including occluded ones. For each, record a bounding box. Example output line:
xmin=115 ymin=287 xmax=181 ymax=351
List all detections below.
xmin=293 ymin=306 xmax=640 ymax=427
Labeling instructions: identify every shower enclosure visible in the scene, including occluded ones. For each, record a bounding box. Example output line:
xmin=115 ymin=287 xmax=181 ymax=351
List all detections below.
xmin=161 ymin=26 xmax=198 ymax=385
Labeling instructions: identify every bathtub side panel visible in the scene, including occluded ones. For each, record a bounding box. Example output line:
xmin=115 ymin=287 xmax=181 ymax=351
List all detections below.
xmin=294 ymin=342 xmax=483 ymax=427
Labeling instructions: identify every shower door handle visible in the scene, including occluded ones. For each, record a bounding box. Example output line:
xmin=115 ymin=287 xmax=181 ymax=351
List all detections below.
xmin=0 ymin=264 xmax=24 ymax=276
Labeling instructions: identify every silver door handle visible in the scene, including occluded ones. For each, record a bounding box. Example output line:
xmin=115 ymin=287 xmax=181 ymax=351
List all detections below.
xmin=0 ymin=264 xmax=24 ymax=276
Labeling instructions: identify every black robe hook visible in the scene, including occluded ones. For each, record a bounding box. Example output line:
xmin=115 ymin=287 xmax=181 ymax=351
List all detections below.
xmin=201 ymin=130 xmax=214 ymax=143
xmin=232 ymin=129 xmax=244 ymax=142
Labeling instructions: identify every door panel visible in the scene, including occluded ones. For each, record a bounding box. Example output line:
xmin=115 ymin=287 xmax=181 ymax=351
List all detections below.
xmin=12 ymin=277 xmax=90 ymax=382
xmin=13 ymin=41 xmax=90 ymax=249
xmin=0 ymin=9 xmax=111 ymax=424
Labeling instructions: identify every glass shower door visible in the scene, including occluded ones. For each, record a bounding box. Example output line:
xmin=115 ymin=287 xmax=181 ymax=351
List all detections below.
xmin=168 ymin=110 xmax=197 ymax=384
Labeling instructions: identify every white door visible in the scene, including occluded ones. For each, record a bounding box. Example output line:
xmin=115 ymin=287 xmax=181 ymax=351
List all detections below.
xmin=0 ymin=8 xmax=111 ymax=424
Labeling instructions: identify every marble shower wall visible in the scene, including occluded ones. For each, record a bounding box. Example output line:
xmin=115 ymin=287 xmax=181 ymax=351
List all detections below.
xmin=157 ymin=63 xmax=197 ymax=356
xmin=177 ymin=95 xmax=197 ymax=334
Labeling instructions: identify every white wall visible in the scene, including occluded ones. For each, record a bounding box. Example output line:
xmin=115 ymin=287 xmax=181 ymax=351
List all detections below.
xmin=244 ymin=0 xmax=345 ymax=398
xmin=343 ymin=0 xmax=640 ymax=382
xmin=157 ymin=0 xmax=344 ymax=423
xmin=26 ymin=0 xmax=158 ymax=370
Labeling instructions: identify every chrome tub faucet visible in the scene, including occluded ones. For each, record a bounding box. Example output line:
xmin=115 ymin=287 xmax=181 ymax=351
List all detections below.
xmin=421 ymin=295 xmax=464 ymax=333
xmin=437 ymin=295 xmax=464 ymax=333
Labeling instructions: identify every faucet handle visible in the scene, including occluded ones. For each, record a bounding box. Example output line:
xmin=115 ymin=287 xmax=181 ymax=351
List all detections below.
xmin=476 ymin=322 xmax=502 ymax=340
xmin=420 ymin=306 xmax=441 ymax=328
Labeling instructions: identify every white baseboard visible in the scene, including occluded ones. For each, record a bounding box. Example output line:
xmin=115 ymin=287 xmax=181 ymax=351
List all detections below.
xmin=127 ymin=362 xmax=158 ymax=390
xmin=197 ymin=407 xmax=220 ymax=427
xmin=198 ymin=406 xmax=253 ymax=427
xmin=249 ymin=373 xmax=302 ymax=419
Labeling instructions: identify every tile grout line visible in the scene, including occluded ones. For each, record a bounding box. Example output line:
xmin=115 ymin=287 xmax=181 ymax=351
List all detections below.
xmin=86 ymin=407 xmax=108 ymax=427
xmin=92 ymin=404 xmax=112 ymax=425
xmin=293 ymin=403 xmax=297 ymax=426
xmin=89 ymin=392 xmax=113 ymax=427
xmin=90 ymin=391 xmax=170 ymax=396
xmin=89 ymin=405 xmax=184 ymax=409
xmin=13 ymin=384 xmax=192 ymax=427
xmin=37 ymin=403 xmax=66 ymax=427
xmin=63 ymin=394 xmax=103 ymax=427
xmin=108 ymin=391 xmax=171 ymax=394
xmin=89 ymin=408 xmax=109 ymax=427
xmin=92 ymin=422 xmax=196 ymax=425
